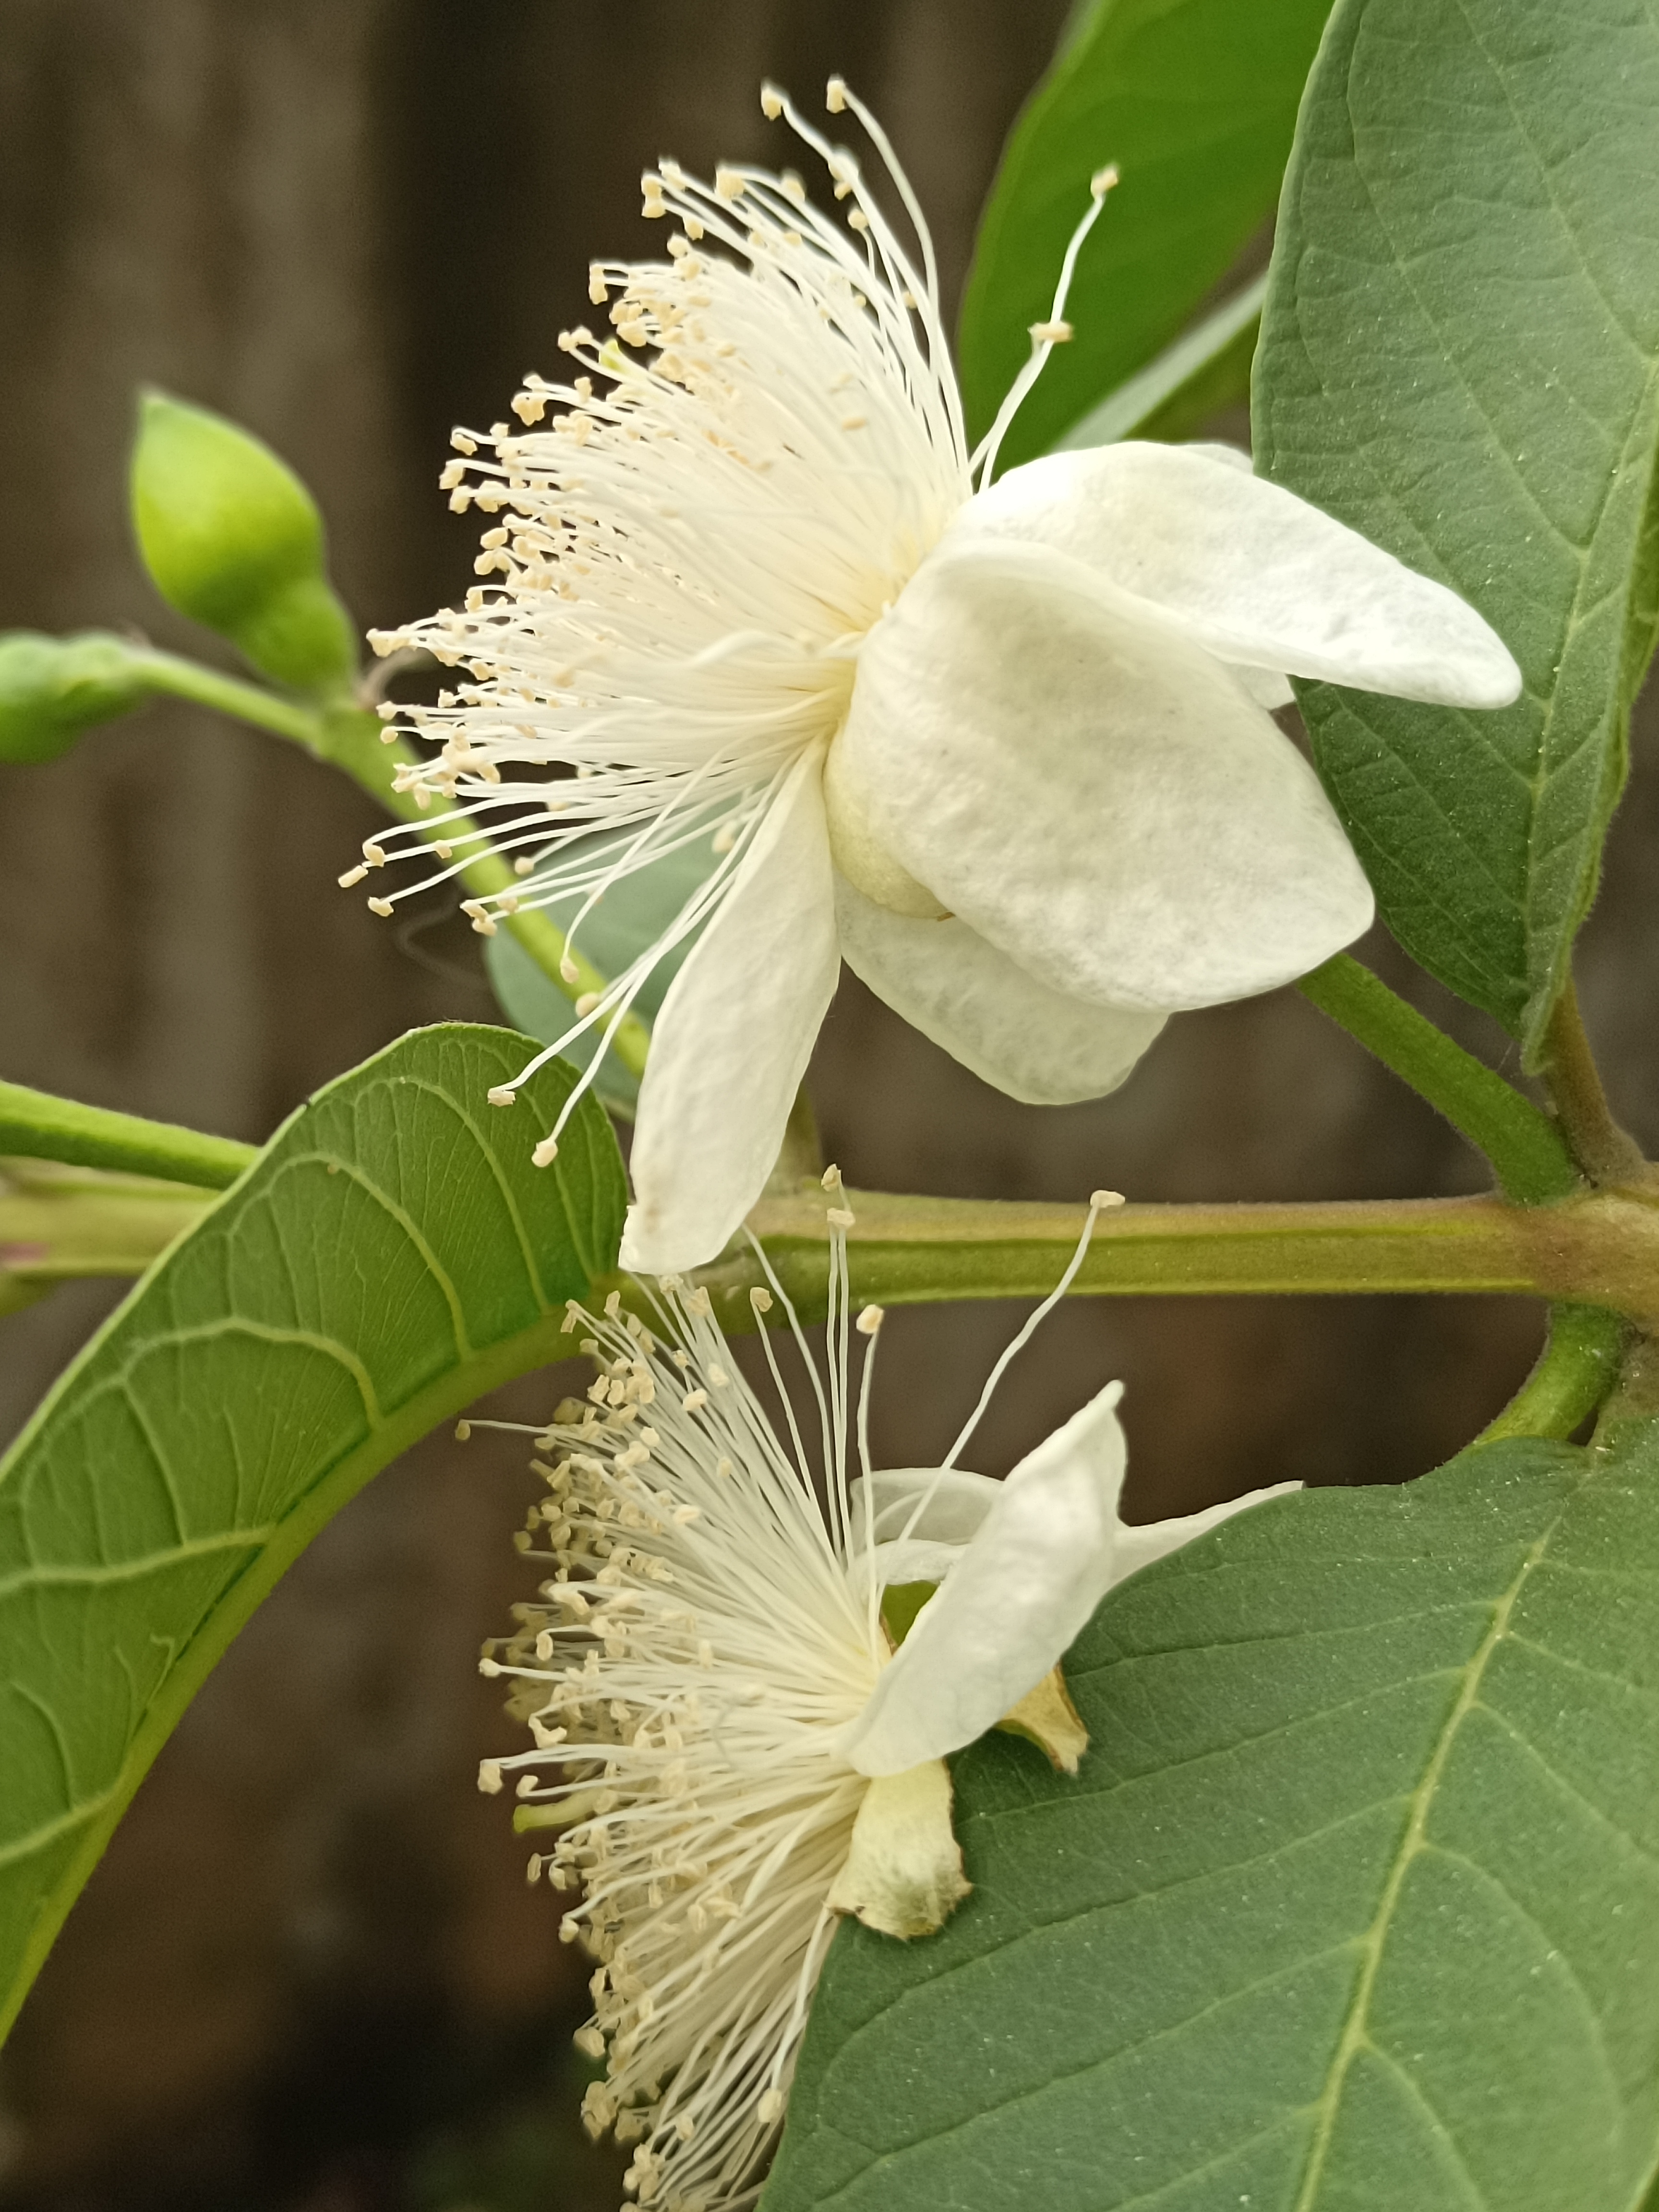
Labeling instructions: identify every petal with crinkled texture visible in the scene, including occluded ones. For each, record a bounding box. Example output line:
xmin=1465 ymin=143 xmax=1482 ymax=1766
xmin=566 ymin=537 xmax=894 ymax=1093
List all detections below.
xmin=832 ymin=537 xmax=1374 ymax=1013
xmin=957 ymin=441 xmax=1522 ymax=708
xmin=834 ymin=875 xmax=1166 ymax=1102
xmin=842 ymin=1381 xmax=1130 ymax=1776
xmin=620 ymin=748 xmax=840 ymax=1274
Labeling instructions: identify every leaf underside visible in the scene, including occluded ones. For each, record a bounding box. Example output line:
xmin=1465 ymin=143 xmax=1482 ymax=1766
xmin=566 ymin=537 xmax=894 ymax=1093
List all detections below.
xmin=957 ymin=0 xmax=1334 ymax=468
xmin=766 ymin=1425 xmax=1659 ymax=2212
xmin=0 ymin=1025 xmax=626 ymax=2041
xmin=1253 ymin=0 xmax=1659 ymax=1058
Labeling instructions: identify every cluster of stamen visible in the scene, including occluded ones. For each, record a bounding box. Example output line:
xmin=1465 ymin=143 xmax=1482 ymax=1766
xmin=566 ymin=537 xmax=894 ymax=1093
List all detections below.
xmin=353 ymin=80 xmax=972 ymax=1171
xmin=471 ymin=1175 xmax=888 ymax=2210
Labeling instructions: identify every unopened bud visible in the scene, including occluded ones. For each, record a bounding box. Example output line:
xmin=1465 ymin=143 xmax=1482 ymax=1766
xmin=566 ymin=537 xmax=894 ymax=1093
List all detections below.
xmin=130 ymin=390 xmax=358 ymax=695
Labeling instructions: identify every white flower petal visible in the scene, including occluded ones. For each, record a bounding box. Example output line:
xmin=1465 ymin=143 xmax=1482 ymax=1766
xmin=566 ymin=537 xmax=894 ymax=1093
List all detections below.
xmin=1112 ymin=1478 xmax=1302 ymax=1577
xmin=958 ymin=441 xmax=1522 ymax=708
xmin=823 ymin=1760 xmax=970 ymax=1938
xmin=1233 ymin=664 xmax=1297 ymax=711
xmin=842 ymin=1380 xmax=1130 ymax=1777
xmin=860 ymin=1467 xmax=1001 ymax=1544
xmin=864 ymin=1537 xmax=971 ymax=1589
xmin=834 ymin=538 xmax=1374 ymax=1013
xmin=834 ymin=874 xmax=1167 ymax=1102
xmin=619 ymin=749 xmax=840 ymax=1274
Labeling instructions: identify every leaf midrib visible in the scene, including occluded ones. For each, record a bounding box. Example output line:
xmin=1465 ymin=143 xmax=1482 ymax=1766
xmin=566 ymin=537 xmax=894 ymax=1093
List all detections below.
xmin=1286 ymin=1493 xmax=1569 ymax=2211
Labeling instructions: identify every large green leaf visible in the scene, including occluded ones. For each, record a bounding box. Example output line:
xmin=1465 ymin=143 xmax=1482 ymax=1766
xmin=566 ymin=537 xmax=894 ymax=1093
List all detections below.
xmin=1253 ymin=0 xmax=1659 ymax=1058
xmin=765 ymin=1422 xmax=1659 ymax=2212
xmin=0 ymin=1025 xmax=625 ymax=2040
xmin=957 ymin=0 xmax=1333 ymax=467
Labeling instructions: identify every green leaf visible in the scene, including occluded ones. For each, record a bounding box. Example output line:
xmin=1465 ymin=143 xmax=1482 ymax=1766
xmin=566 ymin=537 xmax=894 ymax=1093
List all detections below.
xmin=0 ymin=1025 xmax=625 ymax=2042
xmin=485 ymin=827 xmax=717 ymax=1115
xmin=0 ymin=632 xmax=159 ymax=764
xmin=765 ymin=1421 xmax=1659 ymax=2212
xmin=1054 ymin=273 xmax=1265 ymax=453
xmin=957 ymin=0 xmax=1333 ymax=469
xmin=1253 ymin=0 xmax=1659 ymax=1058
xmin=130 ymin=390 xmax=359 ymax=697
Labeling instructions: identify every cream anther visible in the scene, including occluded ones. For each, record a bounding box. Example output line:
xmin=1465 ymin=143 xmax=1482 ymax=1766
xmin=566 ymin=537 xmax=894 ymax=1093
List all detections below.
xmin=854 ymin=1304 xmax=884 ymax=1335
xmin=532 ymin=1137 xmax=560 ymax=1168
xmin=826 ymin=74 xmax=847 ymax=112
xmin=487 ymin=1086 xmax=517 ymax=1107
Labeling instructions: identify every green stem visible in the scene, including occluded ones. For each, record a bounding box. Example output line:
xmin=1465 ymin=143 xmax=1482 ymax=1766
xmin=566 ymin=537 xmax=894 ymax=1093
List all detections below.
xmin=14 ymin=1166 xmax=1658 ymax=1326
xmin=301 ymin=688 xmax=657 ymax=1077
xmin=0 ymin=1159 xmax=216 ymax=1286
xmin=135 ymin=649 xmax=324 ymax=747
xmin=135 ymin=654 xmax=649 ymax=1078
xmin=1297 ymin=955 xmax=1580 ymax=1203
xmin=1539 ymin=981 xmax=1647 ymax=1187
xmin=323 ymin=709 xmax=651 ymax=1081
xmin=1475 ymin=1303 xmax=1627 ymax=1444
xmin=650 ymin=1181 xmax=1659 ymax=1330
xmin=0 ymin=1080 xmax=254 ymax=1189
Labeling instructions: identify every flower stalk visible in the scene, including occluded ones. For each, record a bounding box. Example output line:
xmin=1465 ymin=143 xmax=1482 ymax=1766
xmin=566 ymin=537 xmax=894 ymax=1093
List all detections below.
xmin=1540 ymin=980 xmax=1647 ymax=1188
xmin=1296 ymin=955 xmax=1580 ymax=1203
xmin=118 ymin=649 xmax=649 ymax=1074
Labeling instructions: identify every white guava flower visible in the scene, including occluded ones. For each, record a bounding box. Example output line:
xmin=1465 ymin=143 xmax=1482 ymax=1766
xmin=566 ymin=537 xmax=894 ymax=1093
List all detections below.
xmin=471 ymin=1185 xmax=1297 ymax=2212
xmin=361 ymin=80 xmax=1521 ymax=1276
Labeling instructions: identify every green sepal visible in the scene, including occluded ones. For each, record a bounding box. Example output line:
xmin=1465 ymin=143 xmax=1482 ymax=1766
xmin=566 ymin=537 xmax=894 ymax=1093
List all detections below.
xmin=129 ymin=389 xmax=358 ymax=696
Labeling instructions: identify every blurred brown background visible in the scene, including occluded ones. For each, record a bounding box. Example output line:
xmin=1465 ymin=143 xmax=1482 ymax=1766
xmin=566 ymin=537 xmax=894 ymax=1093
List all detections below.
xmin=1 ymin=2 xmax=1657 ymax=2207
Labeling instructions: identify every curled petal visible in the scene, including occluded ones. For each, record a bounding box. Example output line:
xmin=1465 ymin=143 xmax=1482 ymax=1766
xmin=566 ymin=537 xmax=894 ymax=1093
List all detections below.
xmin=844 ymin=1400 xmax=1305 ymax=1778
xmin=842 ymin=1382 xmax=1130 ymax=1776
xmin=620 ymin=749 xmax=840 ymax=1274
xmin=958 ymin=441 xmax=1522 ymax=708
xmin=834 ymin=875 xmax=1166 ymax=1103
xmin=835 ymin=538 xmax=1373 ymax=1013
xmin=1111 ymin=1478 xmax=1301 ymax=1579
xmin=824 ymin=1761 xmax=970 ymax=1938
xmin=859 ymin=1466 xmax=1001 ymax=1545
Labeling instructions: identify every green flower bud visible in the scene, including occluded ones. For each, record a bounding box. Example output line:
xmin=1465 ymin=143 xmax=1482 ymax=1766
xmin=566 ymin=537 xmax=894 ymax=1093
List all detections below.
xmin=0 ymin=631 xmax=157 ymax=765
xmin=129 ymin=390 xmax=358 ymax=696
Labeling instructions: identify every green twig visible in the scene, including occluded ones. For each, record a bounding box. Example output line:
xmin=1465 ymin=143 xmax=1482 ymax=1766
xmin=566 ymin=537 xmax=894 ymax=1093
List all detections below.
xmin=1475 ymin=1303 xmax=1627 ymax=1444
xmin=643 ymin=1181 xmax=1659 ymax=1331
xmin=132 ymin=649 xmax=323 ymax=747
xmin=1297 ymin=955 xmax=1581 ymax=1204
xmin=143 ymin=659 xmax=651 ymax=1080
xmin=0 ymin=1159 xmax=216 ymax=1299
xmin=0 ymin=1080 xmax=254 ymax=1190
xmin=1540 ymin=981 xmax=1647 ymax=1187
